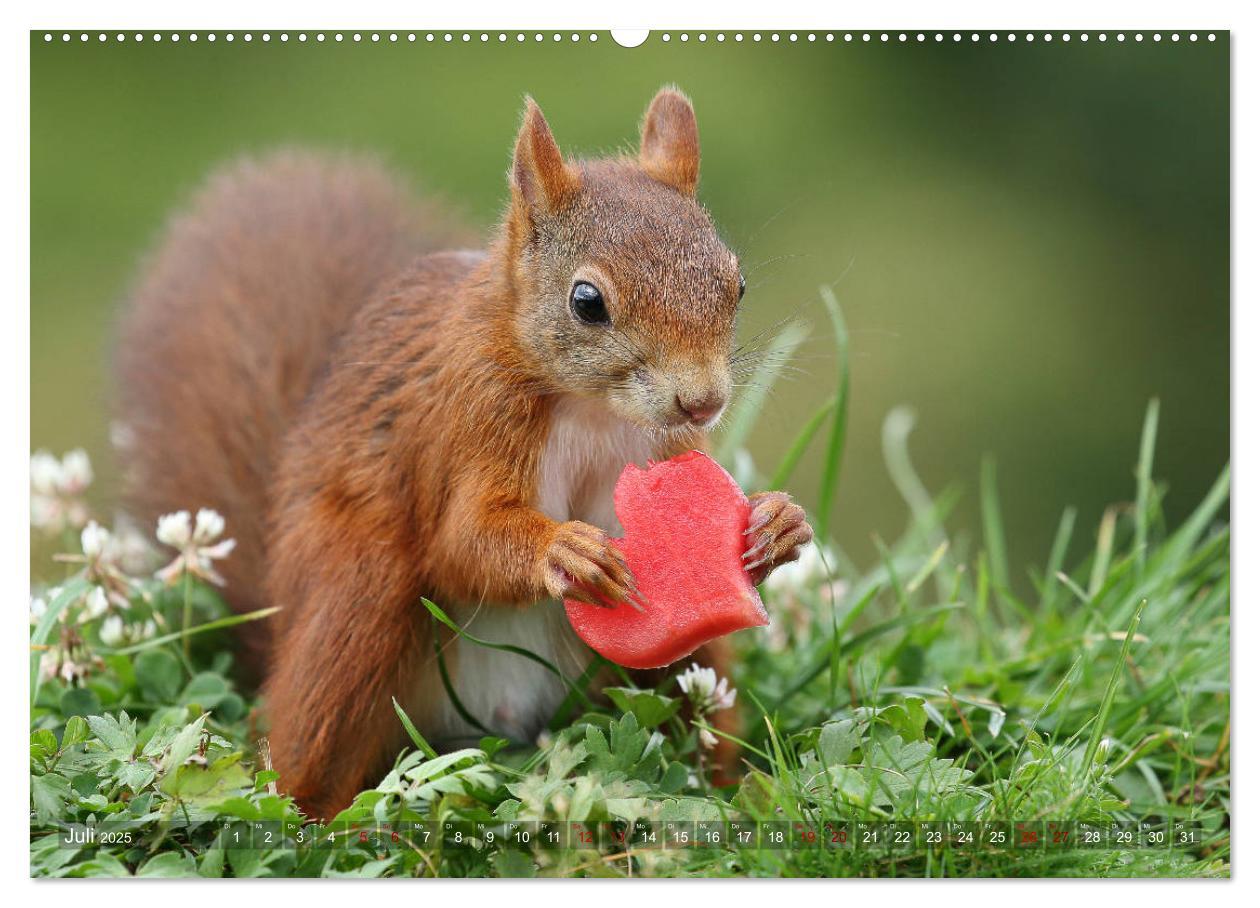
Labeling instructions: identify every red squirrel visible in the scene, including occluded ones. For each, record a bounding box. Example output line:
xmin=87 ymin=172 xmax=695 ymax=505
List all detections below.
xmin=116 ymin=88 xmax=813 ymax=818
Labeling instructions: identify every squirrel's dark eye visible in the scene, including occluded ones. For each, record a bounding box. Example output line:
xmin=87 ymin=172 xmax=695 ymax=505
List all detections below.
xmin=738 ymin=273 xmax=746 ymax=300
xmin=570 ymin=281 xmax=610 ymax=325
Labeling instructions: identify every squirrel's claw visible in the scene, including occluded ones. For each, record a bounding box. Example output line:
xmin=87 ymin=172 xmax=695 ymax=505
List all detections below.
xmin=742 ymin=491 xmax=813 ymax=585
xmin=542 ymin=520 xmax=645 ymax=612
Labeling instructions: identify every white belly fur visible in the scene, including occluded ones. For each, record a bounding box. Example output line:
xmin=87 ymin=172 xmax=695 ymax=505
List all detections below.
xmin=430 ymin=396 xmax=655 ymax=746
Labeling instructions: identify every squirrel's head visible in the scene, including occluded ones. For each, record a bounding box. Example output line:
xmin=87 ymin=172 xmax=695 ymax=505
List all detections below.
xmin=504 ymin=88 xmax=742 ymax=433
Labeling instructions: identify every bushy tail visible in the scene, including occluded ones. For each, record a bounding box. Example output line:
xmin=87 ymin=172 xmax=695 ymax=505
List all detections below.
xmin=114 ymin=150 xmax=458 ymax=675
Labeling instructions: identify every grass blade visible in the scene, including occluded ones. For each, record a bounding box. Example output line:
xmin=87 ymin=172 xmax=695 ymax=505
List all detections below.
xmin=980 ymin=455 xmax=1009 ymax=592
xmin=104 ymin=606 xmax=281 ymax=656
xmin=432 ymin=635 xmax=495 ymax=737
xmin=1079 ymin=599 xmax=1147 ymax=787
xmin=815 ymin=286 xmax=851 ymax=540
xmin=393 ymin=697 xmax=439 ymax=760
xmin=1088 ymin=507 xmax=1117 ymax=598
xmin=769 ymin=603 xmax=963 ymax=713
xmin=882 ymin=407 xmax=940 ymax=542
xmin=29 ymin=577 xmax=90 ymax=706
xmin=716 ymin=319 xmax=809 ymax=466
xmin=1134 ymin=399 xmax=1160 ymax=572
xmin=420 ymin=598 xmax=592 ymax=707
xmin=769 ymin=397 xmax=835 ymax=490
xmin=1040 ymin=506 xmax=1077 ymax=610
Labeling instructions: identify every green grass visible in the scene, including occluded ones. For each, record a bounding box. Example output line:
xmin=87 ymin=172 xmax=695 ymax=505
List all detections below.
xmin=29 ymin=307 xmax=1229 ymax=878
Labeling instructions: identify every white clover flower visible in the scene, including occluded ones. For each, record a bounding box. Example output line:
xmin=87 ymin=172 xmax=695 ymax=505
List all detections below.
xmin=82 ymin=586 xmax=110 ymax=620
xmin=137 ymin=619 xmax=157 ymax=640
xmin=29 ymin=595 xmax=47 ymax=625
xmin=30 ymin=496 xmax=61 ymax=532
xmin=38 ymin=651 xmax=58 ymax=682
xmin=698 ymin=727 xmax=719 ymax=750
xmin=677 ymin=662 xmax=737 ymax=715
xmin=53 ymin=519 xmax=137 ymax=612
xmin=712 ymin=679 xmax=737 ymax=712
xmin=58 ymin=659 xmax=85 ymax=684
xmin=30 ymin=451 xmax=62 ymax=495
xmin=59 ymin=449 xmax=93 ymax=494
xmin=156 ymin=508 xmax=236 ymax=587
xmin=30 ymin=449 xmax=93 ymax=533
xmin=80 ymin=520 xmax=111 ymax=559
xmin=678 ymin=663 xmax=717 ymax=701
xmin=99 ymin=614 xmax=126 ymax=647
xmin=194 ymin=508 xmax=226 ymax=544
xmin=156 ymin=510 xmax=192 ymax=548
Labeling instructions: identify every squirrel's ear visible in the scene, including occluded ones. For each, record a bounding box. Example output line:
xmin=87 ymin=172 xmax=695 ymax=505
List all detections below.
xmin=510 ymin=98 xmax=579 ymax=215
xmin=639 ymin=87 xmax=700 ymax=196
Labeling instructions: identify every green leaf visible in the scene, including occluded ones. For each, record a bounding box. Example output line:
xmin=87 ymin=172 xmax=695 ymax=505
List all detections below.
xmin=61 ymin=715 xmax=90 ymax=749
xmin=584 ymin=713 xmax=657 ymax=781
xmin=493 ymin=849 xmax=537 ymax=878
xmin=162 ymin=714 xmax=208 ymax=774
xmin=160 ymin=752 xmax=252 ymax=805
xmin=136 ymin=851 xmax=197 ymax=878
xmin=819 ymin=734 xmax=972 ymax=811
xmin=818 ymin=719 xmax=863 ymax=766
xmin=881 ymin=697 xmax=928 ymax=742
xmin=31 ymin=728 xmax=58 ymax=763
xmin=179 ymin=672 xmax=230 ymax=709
xmin=210 ymin=796 xmax=262 ymax=820
xmin=88 ymin=712 xmax=138 ymax=760
xmin=77 ymin=851 xmax=132 ymax=877
xmin=479 ymin=736 xmax=510 ymax=760
xmin=31 ymin=771 xmax=71 ymax=824
xmin=70 ymin=773 xmax=101 ymax=797
xmin=116 ymin=760 xmax=157 ymax=792
xmin=135 ymin=649 xmax=183 ymax=702
xmin=227 ymin=843 xmax=282 ymax=878
xmin=603 ymin=687 xmax=682 ymax=728
xmin=102 ymin=654 xmax=136 ymax=693
xmin=215 ymin=693 xmax=247 ymax=722
xmin=59 ymin=686 xmax=102 ymax=719
xmin=659 ymin=761 xmax=690 ymax=795
xmin=199 ymin=848 xmax=226 ymax=878
xmin=732 ymin=769 xmax=778 ymax=817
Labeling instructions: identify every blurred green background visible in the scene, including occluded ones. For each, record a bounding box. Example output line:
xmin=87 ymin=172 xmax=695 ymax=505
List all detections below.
xmin=30 ymin=32 xmax=1229 ymax=582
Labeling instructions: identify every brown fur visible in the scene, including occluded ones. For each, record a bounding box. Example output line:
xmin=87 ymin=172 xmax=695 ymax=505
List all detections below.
xmin=114 ymin=151 xmax=466 ymax=676
xmin=115 ymin=89 xmax=810 ymax=818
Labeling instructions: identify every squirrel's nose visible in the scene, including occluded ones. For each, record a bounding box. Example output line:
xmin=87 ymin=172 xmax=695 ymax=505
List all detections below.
xmin=676 ymin=390 xmax=727 ymax=426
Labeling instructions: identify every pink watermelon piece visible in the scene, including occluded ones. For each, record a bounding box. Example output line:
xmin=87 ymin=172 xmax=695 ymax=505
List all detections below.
xmin=564 ymin=450 xmax=768 ymax=669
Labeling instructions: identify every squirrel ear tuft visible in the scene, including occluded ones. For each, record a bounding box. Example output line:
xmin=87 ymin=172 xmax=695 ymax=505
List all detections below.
xmin=639 ymin=87 xmax=700 ymax=196
xmin=510 ymin=98 xmax=578 ymax=215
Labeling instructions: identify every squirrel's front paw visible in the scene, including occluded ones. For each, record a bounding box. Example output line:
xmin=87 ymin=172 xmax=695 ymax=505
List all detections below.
xmin=541 ymin=521 xmax=645 ymax=611
xmin=743 ymin=491 xmax=814 ymax=585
